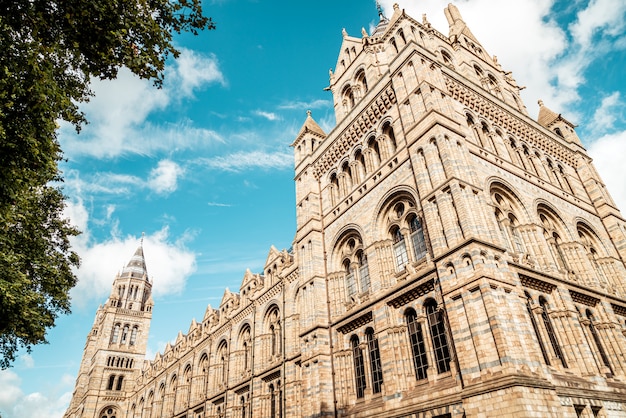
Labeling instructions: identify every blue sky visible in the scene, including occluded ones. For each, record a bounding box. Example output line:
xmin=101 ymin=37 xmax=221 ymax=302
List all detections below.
xmin=1 ymin=0 xmax=625 ymax=416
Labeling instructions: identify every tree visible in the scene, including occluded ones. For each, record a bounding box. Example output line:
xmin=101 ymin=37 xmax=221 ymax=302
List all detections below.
xmin=0 ymin=0 xmax=214 ymax=368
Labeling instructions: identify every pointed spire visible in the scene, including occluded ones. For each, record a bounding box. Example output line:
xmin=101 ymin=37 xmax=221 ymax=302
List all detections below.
xmin=121 ymin=242 xmax=149 ymax=280
xmin=296 ymin=110 xmax=326 ymax=140
xmin=445 ymin=3 xmax=482 ymax=47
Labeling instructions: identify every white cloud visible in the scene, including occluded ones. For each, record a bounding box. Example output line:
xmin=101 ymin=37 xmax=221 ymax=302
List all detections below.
xmin=63 ymin=200 xmax=197 ymax=307
xmin=59 ymin=49 xmax=225 ymax=159
xmin=197 ymin=150 xmax=293 ymax=172
xmin=254 ymin=110 xmax=281 ymax=121
xmin=173 ymin=50 xmax=226 ymax=96
xmin=0 ymin=370 xmax=72 ymax=418
xmin=278 ymin=99 xmax=332 ymax=110
xmin=569 ymin=0 xmax=626 ymax=49
xmin=64 ymin=159 xmax=185 ymax=197
xmin=591 ymin=92 xmax=622 ymax=134
xmin=148 ymin=160 xmax=184 ymax=195
xmin=587 ymin=130 xmax=626 ymax=212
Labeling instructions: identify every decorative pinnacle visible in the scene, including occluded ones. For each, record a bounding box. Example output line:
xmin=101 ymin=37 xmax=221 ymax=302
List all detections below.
xmin=376 ymin=1 xmax=384 ymax=19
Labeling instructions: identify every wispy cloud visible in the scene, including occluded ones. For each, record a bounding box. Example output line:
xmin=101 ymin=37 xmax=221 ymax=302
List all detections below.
xmin=196 ymin=150 xmax=293 ymax=172
xmin=207 ymin=202 xmax=233 ymax=207
xmin=254 ymin=110 xmax=281 ymax=121
xmin=64 ymin=159 xmax=184 ymax=197
xmin=278 ymin=99 xmax=332 ymax=110
xmin=59 ymin=48 xmax=225 ymax=159
xmin=590 ymin=92 xmax=623 ymax=135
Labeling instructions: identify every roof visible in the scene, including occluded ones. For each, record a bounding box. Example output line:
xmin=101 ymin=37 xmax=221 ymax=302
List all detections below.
xmin=120 ymin=245 xmax=149 ymax=280
xmin=294 ymin=111 xmax=326 ymax=143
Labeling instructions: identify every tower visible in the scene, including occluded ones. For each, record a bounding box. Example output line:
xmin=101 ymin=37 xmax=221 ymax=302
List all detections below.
xmin=64 ymin=246 xmax=153 ymax=418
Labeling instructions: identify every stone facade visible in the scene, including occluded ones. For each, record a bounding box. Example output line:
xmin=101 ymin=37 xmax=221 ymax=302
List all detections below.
xmin=65 ymin=4 xmax=626 ymax=418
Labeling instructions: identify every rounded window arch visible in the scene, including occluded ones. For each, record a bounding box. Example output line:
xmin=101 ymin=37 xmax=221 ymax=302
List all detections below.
xmin=490 ymin=183 xmax=527 ymax=254
xmin=99 ymin=406 xmax=118 ymax=418
xmin=265 ymin=305 xmax=281 ymax=358
xmin=404 ymin=307 xmax=428 ymax=380
xmin=381 ymin=121 xmax=397 ymax=154
xmin=378 ymin=192 xmax=428 ymax=272
xmin=342 ymin=85 xmax=355 ymax=110
xmin=332 ymin=230 xmax=371 ymax=298
xmin=537 ymin=205 xmax=570 ymax=271
xmin=441 ymin=49 xmax=454 ymax=66
xmin=350 ymin=335 xmax=366 ymax=398
xmin=355 ymin=68 xmax=368 ymax=95
xmin=424 ymin=299 xmax=451 ymax=374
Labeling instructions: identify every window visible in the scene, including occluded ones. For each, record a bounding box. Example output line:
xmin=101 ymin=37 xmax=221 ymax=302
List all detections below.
xmin=107 ymin=375 xmax=115 ymax=390
xmin=357 ymin=251 xmax=370 ymax=294
xmin=405 ymin=308 xmax=428 ymax=380
xmin=345 ymin=259 xmax=357 ymax=297
xmin=425 ymin=300 xmax=451 ymax=374
xmin=115 ymin=375 xmax=124 ymax=391
xmin=366 ymin=328 xmax=383 ymax=394
xmin=586 ymin=309 xmax=612 ymax=374
xmin=130 ymin=326 xmax=138 ymax=346
xmin=409 ymin=215 xmax=427 ymax=261
xmin=539 ymin=297 xmax=567 ymax=367
xmin=121 ymin=325 xmax=129 ymax=344
xmin=351 ymin=335 xmax=366 ymax=398
xmin=525 ymin=292 xmax=550 ymax=365
xmin=392 ymin=226 xmax=409 ymax=270
xmin=111 ymin=324 xmax=120 ymax=344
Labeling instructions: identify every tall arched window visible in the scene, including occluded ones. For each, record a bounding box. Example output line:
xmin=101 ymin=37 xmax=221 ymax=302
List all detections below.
xmin=405 ymin=308 xmax=428 ymax=380
xmin=351 ymin=335 xmax=366 ymax=398
xmin=366 ymin=328 xmax=383 ymax=394
xmin=392 ymin=226 xmax=409 ymax=271
xmin=368 ymin=137 xmax=381 ymax=168
xmin=382 ymin=122 xmax=397 ymax=154
xmin=217 ymin=341 xmax=229 ymax=384
xmin=409 ymin=215 xmax=427 ymax=261
xmin=107 ymin=374 xmax=116 ymax=390
xmin=111 ymin=324 xmax=121 ymax=344
xmin=116 ymin=375 xmax=124 ymax=391
xmin=539 ymin=297 xmax=567 ymax=367
xmin=357 ymin=251 xmax=370 ymax=294
xmin=129 ymin=326 xmax=138 ymax=346
xmin=344 ymin=259 xmax=357 ymax=297
xmin=269 ymin=383 xmax=276 ymax=417
xmin=586 ymin=309 xmax=612 ymax=374
xmin=121 ymin=324 xmax=129 ymax=344
xmin=525 ymin=292 xmax=550 ymax=365
xmin=425 ymin=299 xmax=451 ymax=374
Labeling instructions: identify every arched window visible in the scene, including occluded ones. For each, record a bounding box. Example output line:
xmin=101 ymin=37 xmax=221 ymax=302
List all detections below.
xmin=111 ymin=324 xmax=120 ymax=344
xmin=366 ymin=328 xmax=383 ymax=394
xmin=382 ymin=122 xmax=397 ymax=154
xmin=107 ymin=374 xmax=116 ymax=390
xmin=121 ymin=324 xmax=129 ymax=344
xmin=525 ymin=292 xmax=550 ymax=365
xmin=425 ymin=299 xmax=451 ymax=374
xmin=392 ymin=226 xmax=409 ymax=271
xmin=368 ymin=136 xmax=381 ymax=167
xmin=405 ymin=308 xmax=428 ymax=379
xmin=351 ymin=335 xmax=366 ymax=398
xmin=217 ymin=341 xmax=229 ymax=384
xmin=269 ymin=384 xmax=276 ymax=417
xmin=586 ymin=309 xmax=612 ymax=374
xmin=129 ymin=326 xmax=138 ymax=346
xmin=241 ymin=395 xmax=246 ymax=418
xmin=357 ymin=251 xmax=370 ymax=294
xmin=441 ymin=50 xmax=453 ymax=66
xmin=344 ymin=258 xmax=357 ymax=298
xmin=409 ymin=215 xmax=427 ymax=261
xmin=539 ymin=297 xmax=567 ymax=367
xmin=99 ymin=407 xmax=118 ymax=418
xmin=356 ymin=69 xmax=368 ymax=94
xmin=116 ymin=375 xmax=124 ymax=391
